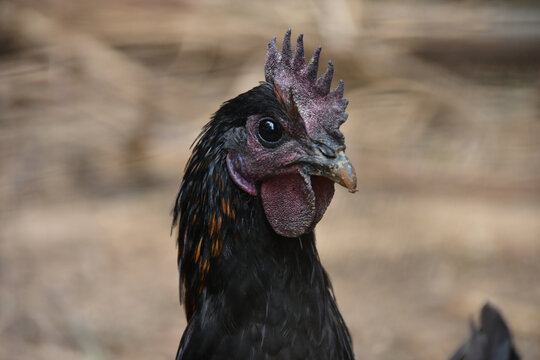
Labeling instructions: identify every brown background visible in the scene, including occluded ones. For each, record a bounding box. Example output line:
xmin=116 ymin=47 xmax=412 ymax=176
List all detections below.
xmin=1 ymin=0 xmax=539 ymax=359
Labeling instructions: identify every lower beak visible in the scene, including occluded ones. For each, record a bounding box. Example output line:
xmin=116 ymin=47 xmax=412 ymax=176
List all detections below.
xmin=303 ymin=151 xmax=358 ymax=193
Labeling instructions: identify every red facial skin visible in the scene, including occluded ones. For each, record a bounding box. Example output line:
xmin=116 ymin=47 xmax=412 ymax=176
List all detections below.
xmin=226 ymin=114 xmax=335 ymax=238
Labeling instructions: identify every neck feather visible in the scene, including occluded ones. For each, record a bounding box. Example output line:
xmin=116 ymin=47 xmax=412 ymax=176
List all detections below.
xmin=173 ymin=119 xmax=354 ymax=360
xmin=174 ymin=117 xmax=334 ymax=317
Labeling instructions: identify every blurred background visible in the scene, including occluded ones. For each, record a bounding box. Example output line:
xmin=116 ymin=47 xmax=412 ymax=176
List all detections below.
xmin=1 ymin=0 xmax=539 ymax=359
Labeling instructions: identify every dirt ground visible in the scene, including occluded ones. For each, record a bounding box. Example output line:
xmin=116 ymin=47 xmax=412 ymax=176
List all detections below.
xmin=1 ymin=1 xmax=539 ymax=359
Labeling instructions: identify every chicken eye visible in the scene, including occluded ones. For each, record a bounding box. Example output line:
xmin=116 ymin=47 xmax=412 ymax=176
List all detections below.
xmin=258 ymin=118 xmax=283 ymax=145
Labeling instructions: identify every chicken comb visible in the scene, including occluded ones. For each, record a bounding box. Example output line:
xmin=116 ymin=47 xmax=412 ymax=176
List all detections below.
xmin=264 ymin=29 xmax=349 ymax=134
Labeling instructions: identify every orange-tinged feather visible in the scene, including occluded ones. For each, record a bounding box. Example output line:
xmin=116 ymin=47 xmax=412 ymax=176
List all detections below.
xmin=194 ymin=237 xmax=202 ymax=262
xmin=221 ymin=197 xmax=227 ymax=215
xmin=216 ymin=215 xmax=222 ymax=232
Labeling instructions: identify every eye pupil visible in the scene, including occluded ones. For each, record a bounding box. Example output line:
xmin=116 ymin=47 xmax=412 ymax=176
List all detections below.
xmin=258 ymin=118 xmax=283 ymax=144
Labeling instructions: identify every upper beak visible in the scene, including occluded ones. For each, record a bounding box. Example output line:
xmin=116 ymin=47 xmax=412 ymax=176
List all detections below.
xmin=313 ymin=150 xmax=357 ymax=193
xmin=297 ymin=147 xmax=358 ymax=193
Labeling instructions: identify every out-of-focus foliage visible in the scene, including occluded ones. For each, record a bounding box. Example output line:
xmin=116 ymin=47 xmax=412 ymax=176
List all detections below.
xmin=0 ymin=1 xmax=539 ymax=359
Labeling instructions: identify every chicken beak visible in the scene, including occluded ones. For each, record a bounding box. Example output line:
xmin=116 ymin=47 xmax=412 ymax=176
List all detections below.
xmin=300 ymin=150 xmax=357 ymax=193
xmin=317 ymin=151 xmax=358 ymax=193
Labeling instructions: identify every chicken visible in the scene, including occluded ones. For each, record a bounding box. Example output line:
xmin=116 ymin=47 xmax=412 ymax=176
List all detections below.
xmin=173 ymin=29 xmax=356 ymax=359
xmin=449 ymin=303 xmax=520 ymax=360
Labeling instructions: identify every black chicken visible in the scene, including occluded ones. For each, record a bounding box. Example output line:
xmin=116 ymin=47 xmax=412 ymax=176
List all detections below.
xmin=450 ymin=303 xmax=520 ymax=360
xmin=173 ymin=30 xmax=356 ymax=359
xmin=172 ymin=30 xmax=521 ymax=360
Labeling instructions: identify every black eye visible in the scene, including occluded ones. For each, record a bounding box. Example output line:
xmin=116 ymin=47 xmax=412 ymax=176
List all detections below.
xmin=258 ymin=118 xmax=283 ymax=145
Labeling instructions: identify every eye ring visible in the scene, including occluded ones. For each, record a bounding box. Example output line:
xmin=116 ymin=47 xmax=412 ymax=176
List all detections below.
xmin=257 ymin=117 xmax=283 ymax=146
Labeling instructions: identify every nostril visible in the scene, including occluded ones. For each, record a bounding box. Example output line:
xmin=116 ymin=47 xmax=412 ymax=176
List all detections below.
xmin=316 ymin=143 xmax=337 ymax=158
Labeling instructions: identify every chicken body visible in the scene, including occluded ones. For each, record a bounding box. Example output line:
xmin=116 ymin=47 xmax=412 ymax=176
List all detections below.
xmin=174 ymin=81 xmax=354 ymax=359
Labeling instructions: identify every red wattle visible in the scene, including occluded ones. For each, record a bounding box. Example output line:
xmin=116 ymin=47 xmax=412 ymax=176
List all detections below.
xmin=261 ymin=172 xmax=334 ymax=238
